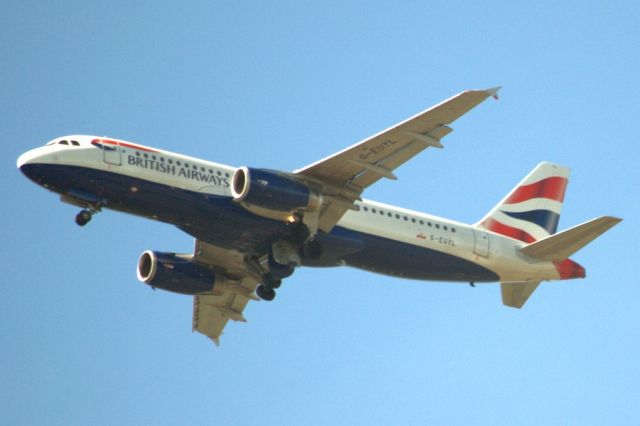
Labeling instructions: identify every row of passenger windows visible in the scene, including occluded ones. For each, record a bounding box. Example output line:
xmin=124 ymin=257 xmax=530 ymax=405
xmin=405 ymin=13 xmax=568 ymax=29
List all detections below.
xmin=360 ymin=205 xmax=456 ymax=232
xmin=133 ymin=150 xmax=230 ymax=177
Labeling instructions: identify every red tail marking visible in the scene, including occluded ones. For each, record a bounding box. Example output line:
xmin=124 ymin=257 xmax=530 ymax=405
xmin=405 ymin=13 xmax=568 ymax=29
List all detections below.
xmin=553 ymin=259 xmax=586 ymax=279
xmin=505 ymin=177 xmax=568 ymax=204
xmin=482 ymin=218 xmax=536 ymax=243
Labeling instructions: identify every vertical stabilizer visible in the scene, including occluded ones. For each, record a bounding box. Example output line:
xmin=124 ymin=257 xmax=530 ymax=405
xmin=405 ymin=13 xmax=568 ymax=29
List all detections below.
xmin=476 ymin=162 xmax=570 ymax=243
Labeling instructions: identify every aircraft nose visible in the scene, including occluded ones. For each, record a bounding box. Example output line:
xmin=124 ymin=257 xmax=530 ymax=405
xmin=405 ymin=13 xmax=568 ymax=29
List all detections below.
xmin=17 ymin=151 xmax=33 ymax=169
xmin=17 ymin=148 xmax=48 ymax=183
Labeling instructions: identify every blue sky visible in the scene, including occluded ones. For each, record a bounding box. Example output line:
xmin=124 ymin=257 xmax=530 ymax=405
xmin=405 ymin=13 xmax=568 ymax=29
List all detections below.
xmin=2 ymin=1 xmax=639 ymax=424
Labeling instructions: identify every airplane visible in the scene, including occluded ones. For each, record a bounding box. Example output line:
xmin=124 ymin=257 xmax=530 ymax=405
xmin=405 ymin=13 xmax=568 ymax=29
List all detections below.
xmin=17 ymin=87 xmax=621 ymax=345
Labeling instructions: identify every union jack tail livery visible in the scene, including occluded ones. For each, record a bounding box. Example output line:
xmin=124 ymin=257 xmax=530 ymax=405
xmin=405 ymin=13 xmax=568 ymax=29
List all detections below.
xmin=477 ymin=162 xmax=569 ymax=243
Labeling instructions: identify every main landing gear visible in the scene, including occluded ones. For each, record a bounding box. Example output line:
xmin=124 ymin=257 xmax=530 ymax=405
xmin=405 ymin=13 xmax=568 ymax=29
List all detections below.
xmin=256 ymin=272 xmax=282 ymax=302
xmin=256 ymin=284 xmax=276 ymax=301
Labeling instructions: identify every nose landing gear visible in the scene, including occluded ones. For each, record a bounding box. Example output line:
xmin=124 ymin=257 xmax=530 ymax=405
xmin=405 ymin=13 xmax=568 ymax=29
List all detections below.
xmin=74 ymin=202 xmax=103 ymax=227
xmin=75 ymin=210 xmax=93 ymax=226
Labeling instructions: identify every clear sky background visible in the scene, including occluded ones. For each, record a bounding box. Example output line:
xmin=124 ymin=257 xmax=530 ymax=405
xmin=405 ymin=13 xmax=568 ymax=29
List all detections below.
xmin=2 ymin=1 xmax=639 ymax=425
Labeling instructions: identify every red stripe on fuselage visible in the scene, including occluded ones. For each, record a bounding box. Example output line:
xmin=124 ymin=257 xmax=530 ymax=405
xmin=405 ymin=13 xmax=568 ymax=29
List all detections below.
xmin=505 ymin=176 xmax=568 ymax=204
xmin=482 ymin=218 xmax=537 ymax=243
xmin=91 ymin=138 xmax=158 ymax=153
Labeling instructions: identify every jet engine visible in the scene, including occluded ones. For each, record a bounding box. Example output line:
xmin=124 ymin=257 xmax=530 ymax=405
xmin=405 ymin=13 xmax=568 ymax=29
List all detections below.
xmin=136 ymin=251 xmax=215 ymax=295
xmin=231 ymin=167 xmax=320 ymax=213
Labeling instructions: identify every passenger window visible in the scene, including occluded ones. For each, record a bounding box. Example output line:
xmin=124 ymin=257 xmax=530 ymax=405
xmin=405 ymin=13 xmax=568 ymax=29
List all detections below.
xmin=419 ymin=220 xmax=424 ymax=225
xmin=403 ymin=216 xmax=408 ymax=221
xmin=363 ymin=206 xmax=368 ymax=212
xmin=428 ymin=222 xmax=432 ymax=227
xmin=452 ymin=228 xmax=456 ymax=233
xmin=395 ymin=214 xmax=400 ymax=219
xmin=380 ymin=210 xmax=384 ymax=215
xmin=387 ymin=212 xmax=392 ymax=217
xmin=411 ymin=218 xmax=416 ymax=223
xmin=372 ymin=209 xmax=377 ymax=214
xmin=443 ymin=226 xmax=448 ymax=231
xmin=435 ymin=224 xmax=440 ymax=229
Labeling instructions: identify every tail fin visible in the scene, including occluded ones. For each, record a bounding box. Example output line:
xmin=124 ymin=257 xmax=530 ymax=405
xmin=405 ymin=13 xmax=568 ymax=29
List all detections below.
xmin=476 ymin=162 xmax=570 ymax=242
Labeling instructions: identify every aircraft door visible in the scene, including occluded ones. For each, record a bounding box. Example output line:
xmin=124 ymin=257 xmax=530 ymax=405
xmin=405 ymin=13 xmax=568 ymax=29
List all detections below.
xmin=102 ymin=139 xmax=121 ymax=166
xmin=472 ymin=229 xmax=490 ymax=258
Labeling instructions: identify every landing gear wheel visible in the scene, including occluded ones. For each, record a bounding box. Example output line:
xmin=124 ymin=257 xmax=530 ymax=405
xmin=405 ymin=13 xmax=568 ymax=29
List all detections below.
xmin=256 ymin=284 xmax=276 ymax=301
xmin=263 ymin=273 xmax=282 ymax=289
xmin=75 ymin=210 xmax=92 ymax=226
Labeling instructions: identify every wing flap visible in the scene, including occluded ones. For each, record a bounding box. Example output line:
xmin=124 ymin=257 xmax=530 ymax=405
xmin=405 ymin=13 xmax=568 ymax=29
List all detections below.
xmin=191 ymin=240 xmax=261 ymax=345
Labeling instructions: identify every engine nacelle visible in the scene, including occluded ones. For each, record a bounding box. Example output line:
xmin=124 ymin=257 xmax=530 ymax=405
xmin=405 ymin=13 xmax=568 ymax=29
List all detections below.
xmin=136 ymin=251 xmax=215 ymax=295
xmin=231 ymin=167 xmax=319 ymax=213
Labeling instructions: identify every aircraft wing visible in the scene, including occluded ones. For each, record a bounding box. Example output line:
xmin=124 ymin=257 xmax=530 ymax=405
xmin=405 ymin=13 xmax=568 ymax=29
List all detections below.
xmin=191 ymin=239 xmax=261 ymax=345
xmin=295 ymin=87 xmax=500 ymax=232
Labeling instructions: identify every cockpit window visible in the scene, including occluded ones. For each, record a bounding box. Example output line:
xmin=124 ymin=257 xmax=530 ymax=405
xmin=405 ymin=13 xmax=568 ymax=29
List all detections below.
xmin=45 ymin=139 xmax=83 ymax=147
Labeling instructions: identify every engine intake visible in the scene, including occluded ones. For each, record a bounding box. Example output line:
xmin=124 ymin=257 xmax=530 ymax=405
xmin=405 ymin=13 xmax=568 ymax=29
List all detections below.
xmin=137 ymin=251 xmax=215 ymax=295
xmin=231 ymin=167 xmax=319 ymax=212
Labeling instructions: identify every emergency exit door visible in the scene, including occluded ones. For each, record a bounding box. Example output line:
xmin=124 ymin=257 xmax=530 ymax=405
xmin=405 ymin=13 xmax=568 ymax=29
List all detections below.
xmin=472 ymin=229 xmax=490 ymax=258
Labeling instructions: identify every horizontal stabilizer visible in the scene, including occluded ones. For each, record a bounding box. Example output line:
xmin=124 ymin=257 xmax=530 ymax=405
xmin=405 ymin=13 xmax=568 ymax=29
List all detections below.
xmin=519 ymin=216 xmax=622 ymax=261
xmin=501 ymin=281 xmax=540 ymax=308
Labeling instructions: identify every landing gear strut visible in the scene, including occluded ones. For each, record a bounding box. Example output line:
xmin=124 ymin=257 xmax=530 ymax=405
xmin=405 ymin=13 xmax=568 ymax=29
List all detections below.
xmin=252 ymin=215 xmax=311 ymax=302
xmin=75 ymin=210 xmax=93 ymax=226
xmin=263 ymin=272 xmax=282 ymax=289
xmin=73 ymin=200 xmax=104 ymax=227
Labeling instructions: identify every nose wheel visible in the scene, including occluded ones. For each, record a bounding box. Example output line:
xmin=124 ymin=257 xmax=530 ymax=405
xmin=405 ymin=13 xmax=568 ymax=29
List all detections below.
xmin=75 ymin=210 xmax=93 ymax=226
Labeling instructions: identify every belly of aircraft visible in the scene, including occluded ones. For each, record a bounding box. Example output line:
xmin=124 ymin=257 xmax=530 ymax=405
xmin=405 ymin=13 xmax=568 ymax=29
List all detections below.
xmin=24 ymin=163 xmax=499 ymax=282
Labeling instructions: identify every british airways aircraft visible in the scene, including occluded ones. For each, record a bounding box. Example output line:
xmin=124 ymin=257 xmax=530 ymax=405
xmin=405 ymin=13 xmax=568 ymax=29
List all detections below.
xmin=17 ymin=88 xmax=621 ymax=344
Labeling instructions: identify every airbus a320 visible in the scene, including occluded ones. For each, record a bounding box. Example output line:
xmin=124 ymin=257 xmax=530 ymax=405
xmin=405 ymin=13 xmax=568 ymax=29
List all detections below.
xmin=17 ymin=88 xmax=621 ymax=344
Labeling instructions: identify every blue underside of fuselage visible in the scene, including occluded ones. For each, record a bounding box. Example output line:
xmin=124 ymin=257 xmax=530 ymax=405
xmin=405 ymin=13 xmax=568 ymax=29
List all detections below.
xmin=20 ymin=163 xmax=499 ymax=283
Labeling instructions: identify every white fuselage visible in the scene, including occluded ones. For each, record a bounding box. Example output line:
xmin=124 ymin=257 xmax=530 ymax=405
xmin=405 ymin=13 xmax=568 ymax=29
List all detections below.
xmin=18 ymin=135 xmax=564 ymax=284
